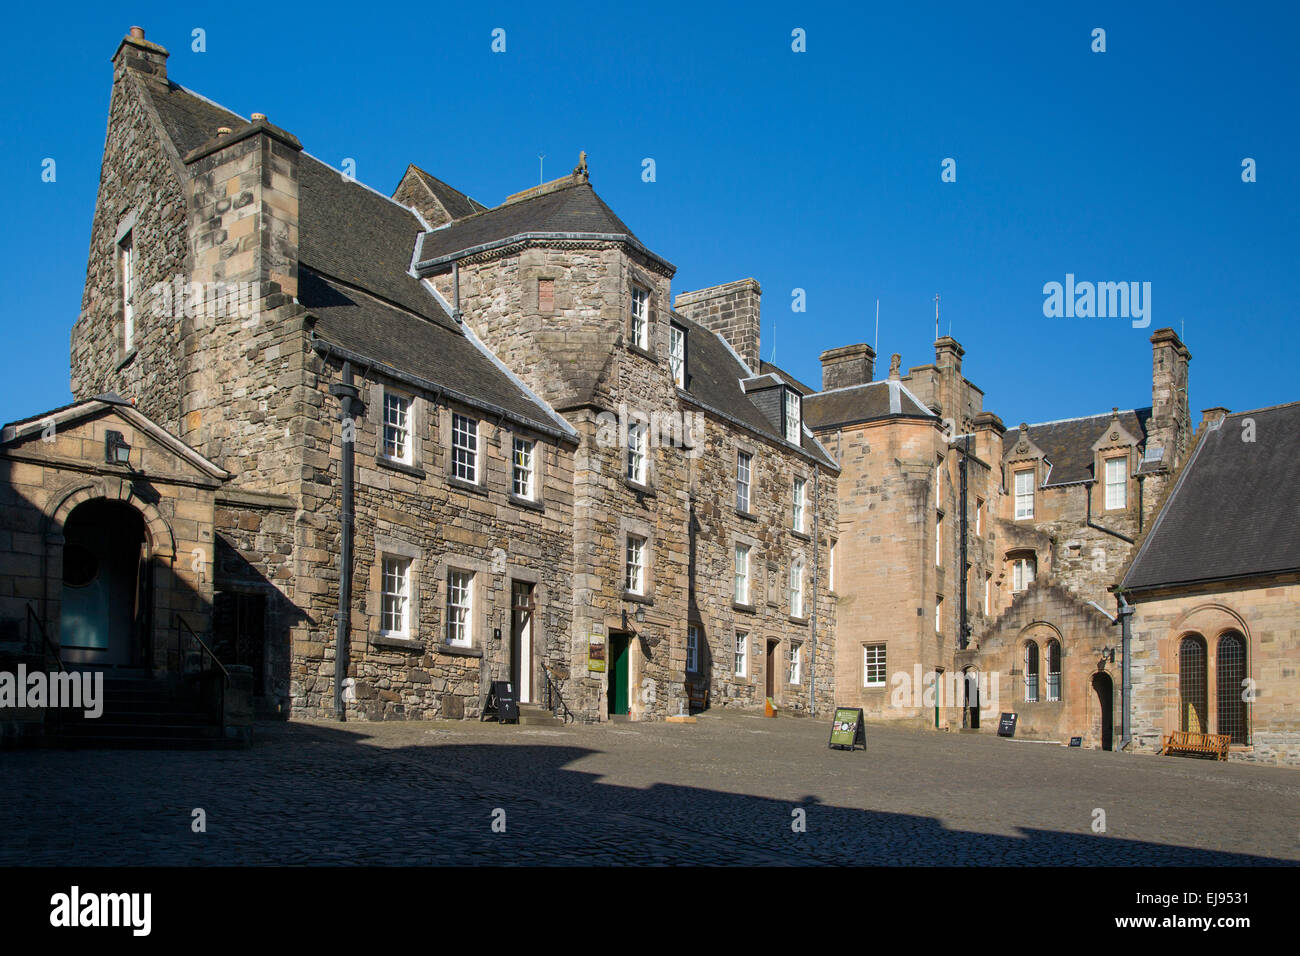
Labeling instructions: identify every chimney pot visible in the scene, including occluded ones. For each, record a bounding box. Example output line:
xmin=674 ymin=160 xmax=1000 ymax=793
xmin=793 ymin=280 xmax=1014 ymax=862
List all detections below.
xmin=129 ymin=26 xmax=145 ymax=39
xmin=251 ymin=113 xmax=267 ymax=122
xmin=217 ymin=127 xmax=232 ymax=136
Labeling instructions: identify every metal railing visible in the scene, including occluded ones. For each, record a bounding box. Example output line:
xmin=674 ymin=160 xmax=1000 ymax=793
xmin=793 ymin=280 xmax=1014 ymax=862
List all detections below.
xmin=26 ymin=603 xmax=65 ymax=672
xmin=176 ymin=614 xmax=230 ymax=683
xmin=540 ymin=663 xmax=575 ymax=724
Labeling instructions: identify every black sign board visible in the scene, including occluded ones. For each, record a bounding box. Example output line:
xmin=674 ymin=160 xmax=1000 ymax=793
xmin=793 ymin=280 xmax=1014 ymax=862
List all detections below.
xmin=997 ymin=712 xmax=1018 ymax=737
xmin=828 ymin=707 xmax=866 ymax=751
xmin=482 ymin=681 xmax=519 ymax=723
xmin=1069 ymin=736 xmax=1082 ymax=747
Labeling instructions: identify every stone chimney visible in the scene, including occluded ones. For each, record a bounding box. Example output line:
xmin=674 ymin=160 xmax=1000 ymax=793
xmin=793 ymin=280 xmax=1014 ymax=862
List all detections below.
xmin=1149 ymin=327 xmax=1192 ymax=466
xmin=1199 ymin=406 xmax=1230 ymax=432
xmin=112 ymin=26 xmax=168 ymax=82
xmin=674 ymin=279 xmax=761 ymax=373
xmin=819 ymin=343 xmax=875 ymax=390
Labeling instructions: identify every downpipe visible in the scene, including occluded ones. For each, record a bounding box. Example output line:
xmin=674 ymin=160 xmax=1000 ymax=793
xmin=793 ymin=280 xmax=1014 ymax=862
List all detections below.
xmin=328 ymin=360 xmax=360 ymax=722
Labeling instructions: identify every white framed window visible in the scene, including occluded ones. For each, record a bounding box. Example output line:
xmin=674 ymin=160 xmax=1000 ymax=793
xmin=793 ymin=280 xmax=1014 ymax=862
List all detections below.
xmin=686 ymin=624 xmax=699 ymax=672
xmin=864 ymin=643 xmax=886 ymax=687
xmin=734 ymin=631 xmax=748 ymax=677
xmin=935 ymin=514 xmax=943 ymax=567
xmin=792 ymin=477 xmax=806 ymax=532
xmin=626 ymin=421 xmax=647 ymax=484
xmin=1012 ymin=554 xmax=1036 ymax=592
xmin=736 ymin=451 xmax=752 ymax=512
xmin=935 ymin=460 xmax=943 ymax=507
xmin=669 ymin=324 xmax=686 ymax=387
xmin=630 ymin=286 xmax=650 ymax=350
xmin=789 ymin=558 xmax=804 ymax=618
xmin=733 ymin=543 xmax=750 ymax=604
xmin=1014 ymin=469 xmax=1034 ymax=519
xmin=452 ymin=413 xmax=478 ymax=483
xmin=625 ymin=535 xmax=646 ymax=595
xmin=935 ymin=595 xmax=943 ymax=633
xmin=446 ymin=569 xmax=473 ymax=646
xmin=382 ymin=391 xmax=412 ymax=464
xmin=984 ymin=572 xmax=992 ymax=616
xmin=788 ymin=642 xmax=802 ymax=685
xmin=1105 ymin=457 xmax=1127 ymax=510
xmin=119 ymin=231 xmax=136 ymax=351
xmin=829 ymin=539 xmax=837 ymax=592
xmin=784 ymin=389 xmax=801 ymax=443
xmin=380 ymin=556 xmax=411 ymax=636
xmin=512 ymin=437 xmax=535 ymax=499
xmin=975 ymin=498 xmax=984 ymax=536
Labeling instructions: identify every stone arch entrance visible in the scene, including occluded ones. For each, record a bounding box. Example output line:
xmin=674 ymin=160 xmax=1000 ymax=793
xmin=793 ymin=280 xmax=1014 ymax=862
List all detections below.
xmin=1091 ymin=671 xmax=1114 ymax=751
xmin=59 ymin=498 xmax=151 ymax=669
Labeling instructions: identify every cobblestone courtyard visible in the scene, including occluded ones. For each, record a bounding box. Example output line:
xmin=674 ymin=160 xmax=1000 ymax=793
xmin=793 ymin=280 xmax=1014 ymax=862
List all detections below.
xmin=3 ymin=710 xmax=1298 ymax=866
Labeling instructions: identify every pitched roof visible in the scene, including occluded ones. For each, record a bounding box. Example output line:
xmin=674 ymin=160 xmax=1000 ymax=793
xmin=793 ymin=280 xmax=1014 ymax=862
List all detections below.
xmin=759 ymin=360 xmax=816 ymax=396
xmin=407 ymin=165 xmax=487 ymax=220
xmin=1122 ymin=402 xmax=1300 ymax=591
xmin=415 ymin=180 xmax=670 ymax=271
xmin=674 ymin=313 xmax=835 ymax=468
xmin=804 ymin=380 xmax=937 ymax=429
xmin=1020 ymin=409 xmax=1152 ymax=486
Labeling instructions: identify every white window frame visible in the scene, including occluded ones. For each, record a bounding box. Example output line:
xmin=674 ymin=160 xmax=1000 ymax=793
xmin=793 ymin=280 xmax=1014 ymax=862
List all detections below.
xmin=686 ymin=624 xmax=699 ymax=673
xmin=829 ymin=539 xmax=837 ymax=592
xmin=512 ymin=437 xmax=536 ymax=500
xmin=445 ymin=569 xmax=474 ymax=647
xmin=864 ymin=643 xmax=886 ymax=687
xmin=1012 ymin=555 xmax=1036 ymax=593
xmin=382 ymin=391 xmax=412 ymax=465
xmin=380 ymin=555 xmax=411 ymax=637
xmin=669 ymin=324 xmax=686 ymax=387
xmin=935 ymin=514 xmax=943 ymax=567
xmin=984 ymin=572 xmax=992 ymax=616
xmin=1105 ymin=457 xmax=1127 ymax=510
xmin=975 ymin=498 xmax=983 ymax=536
xmin=626 ymin=421 xmax=647 ymax=485
xmin=630 ymin=286 xmax=650 ymax=350
xmin=119 ymin=231 xmax=136 ymax=351
xmin=625 ymin=535 xmax=646 ymax=595
xmin=935 ymin=595 xmax=943 ymax=633
xmin=734 ymin=631 xmax=748 ymax=678
xmin=452 ymin=413 xmax=479 ymax=483
xmin=792 ymin=477 xmax=806 ymax=533
xmin=1014 ymin=469 xmax=1035 ymax=519
xmin=788 ymin=642 xmax=802 ymax=685
xmin=789 ymin=559 xmax=805 ymax=618
xmin=736 ymin=451 xmax=752 ymax=513
xmin=733 ymin=543 xmax=751 ymax=604
xmin=784 ymin=389 xmax=801 ymax=444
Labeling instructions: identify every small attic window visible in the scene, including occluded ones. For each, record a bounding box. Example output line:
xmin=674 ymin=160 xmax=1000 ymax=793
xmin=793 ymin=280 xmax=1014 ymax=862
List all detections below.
xmin=783 ymin=388 xmax=801 ymax=443
xmin=669 ymin=323 xmax=686 ymax=387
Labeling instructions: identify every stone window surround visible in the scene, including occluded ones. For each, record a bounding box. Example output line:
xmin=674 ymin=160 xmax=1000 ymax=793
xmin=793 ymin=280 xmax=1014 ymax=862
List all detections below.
xmin=731 ymin=528 xmax=761 ymax=611
xmin=734 ymin=437 xmax=759 ymax=518
xmin=1012 ymin=465 xmax=1036 ymax=520
xmin=668 ymin=321 xmax=687 ymax=388
xmin=863 ymin=642 xmax=887 ymax=688
xmin=442 ymin=403 xmax=487 ymax=492
xmin=113 ymin=210 xmax=138 ymax=367
xmin=787 ymin=548 xmax=810 ymax=623
xmin=786 ymin=638 xmax=803 ymax=686
xmin=619 ymin=514 xmax=656 ymax=604
xmin=627 ymin=280 xmax=654 ymax=356
xmin=1103 ymin=453 xmax=1129 ymax=511
xmin=432 ymin=552 xmax=492 ymax=657
xmin=371 ymin=380 xmax=425 ymax=477
xmin=507 ymin=426 xmax=546 ymax=510
xmin=624 ymin=414 xmax=655 ymax=492
xmin=369 ymin=535 xmax=421 ymax=651
xmin=791 ymin=470 xmax=811 ymax=538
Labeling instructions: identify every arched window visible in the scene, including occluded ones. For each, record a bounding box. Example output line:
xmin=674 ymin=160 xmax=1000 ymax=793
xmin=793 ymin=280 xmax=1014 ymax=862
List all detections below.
xmin=1046 ymin=639 xmax=1061 ymax=701
xmin=1216 ymin=632 xmax=1248 ymax=745
xmin=1179 ymin=634 xmax=1208 ymax=733
xmin=1024 ymin=642 xmax=1039 ymax=702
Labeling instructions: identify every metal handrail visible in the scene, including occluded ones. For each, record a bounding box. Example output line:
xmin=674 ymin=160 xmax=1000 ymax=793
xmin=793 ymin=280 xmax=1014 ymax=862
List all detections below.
xmin=26 ymin=603 xmax=65 ymax=672
xmin=540 ymin=663 xmax=575 ymax=724
xmin=176 ymin=614 xmax=231 ymax=685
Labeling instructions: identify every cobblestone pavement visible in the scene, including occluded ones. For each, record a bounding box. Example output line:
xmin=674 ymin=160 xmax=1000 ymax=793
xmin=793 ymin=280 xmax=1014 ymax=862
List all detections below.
xmin=3 ymin=710 xmax=1298 ymax=865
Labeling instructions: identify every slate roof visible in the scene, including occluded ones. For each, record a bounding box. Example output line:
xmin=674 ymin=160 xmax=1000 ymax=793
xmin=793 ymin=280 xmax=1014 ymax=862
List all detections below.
xmin=1122 ymin=402 xmax=1300 ymax=590
xmin=804 ymin=381 xmax=937 ymax=429
xmin=1020 ymin=409 xmax=1153 ymax=486
xmin=144 ymin=82 xmax=565 ymax=436
xmin=407 ymin=165 xmax=487 ymax=220
xmin=415 ymin=180 xmax=670 ymax=270
xmin=759 ymin=360 xmax=816 ymax=396
xmin=674 ymin=312 xmax=835 ymax=468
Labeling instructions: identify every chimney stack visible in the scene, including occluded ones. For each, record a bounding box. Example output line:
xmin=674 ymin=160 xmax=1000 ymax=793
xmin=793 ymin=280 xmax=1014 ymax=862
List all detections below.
xmin=819 ymin=343 xmax=875 ymax=390
xmin=112 ymin=26 xmax=168 ymax=82
xmin=1199 ymin=406 xmax=1230 ymax=432
xmin=673 ymin=279 xmax=762 ymax=373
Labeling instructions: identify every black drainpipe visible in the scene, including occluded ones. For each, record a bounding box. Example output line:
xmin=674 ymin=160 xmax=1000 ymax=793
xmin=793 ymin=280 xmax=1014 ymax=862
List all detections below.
xmin=957 ymin=434 xmax=970 ymax=649
xmin=328 ymin=361 xmax=360 ymax=721
xmin=1116 ymin=591 xmax=1134 ymax=749
xmin=810 ymin=465 xmax=820 ymax=717
xmin=1085 ymin=482 xmax=1134 ymax=544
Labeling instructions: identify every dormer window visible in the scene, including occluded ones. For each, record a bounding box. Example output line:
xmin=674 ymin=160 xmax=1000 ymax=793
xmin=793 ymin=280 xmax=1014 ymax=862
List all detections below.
xmin=783 ymin=389 xmax=801 ymax=443
xmin=1105 ymin=457 xmax=1127 ymax=509
xmin=630 ymin=286 xmax=650 ymax=350
xmin=1014 ymin=468 xmax=1035 ymax=519
xmin=669 ymin=323 xmax=686 ymax=387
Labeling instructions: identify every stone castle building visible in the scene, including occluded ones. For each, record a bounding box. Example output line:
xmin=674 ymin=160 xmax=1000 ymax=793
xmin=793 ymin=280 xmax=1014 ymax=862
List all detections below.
xmin=1 ymin=27 xmax=1294 ymax=765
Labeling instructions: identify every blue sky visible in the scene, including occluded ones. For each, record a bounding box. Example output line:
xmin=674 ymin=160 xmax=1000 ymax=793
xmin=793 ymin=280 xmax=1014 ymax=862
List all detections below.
xmin=2 ymin=2 xmax=1296 ymax=428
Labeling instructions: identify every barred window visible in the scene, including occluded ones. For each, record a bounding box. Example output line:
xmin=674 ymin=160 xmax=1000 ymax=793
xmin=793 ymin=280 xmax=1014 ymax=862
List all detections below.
xmin=863 ymin=643 xmax=886 ymax=687
xmin=625 ymin=535 xmax=646 ymax=595
xmin=1216 ymin=632 xmax=1248 ymax=744
xmin=1024 ymin=641 xmax=1039 ymax=702
xmin=380 ymin=556 xmax=410 ymax=636
xmin=446 ymin=569 xmax=473 ymax=646
xmin=452 ymin=414 xmax=478 ymax=483
xmin=1179 ymin=634 xmax=1208 ymax=733
xmin=512 ymin=437 xmax=535 ymax=499
xmin=1046 ymin=639 xmax=1061 ymax=701
xmin=383 ymin=392 xmax=411 ymax=464
xmin=736 ymin=451 xmax=752 ymax=512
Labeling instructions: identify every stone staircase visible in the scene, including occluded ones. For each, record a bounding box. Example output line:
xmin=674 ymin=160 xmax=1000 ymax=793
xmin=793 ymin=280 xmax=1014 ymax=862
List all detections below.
xmin=49 ymin=676 xmax=240 ymax=749
xmin=515 ymin=702 xmax=564 ymax=726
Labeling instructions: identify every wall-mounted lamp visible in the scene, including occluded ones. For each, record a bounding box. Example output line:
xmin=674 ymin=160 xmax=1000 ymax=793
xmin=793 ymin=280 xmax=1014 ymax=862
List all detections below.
xmin=634 ymin=605 xmax=646 ymax=624
xmin=1098 ymin=646 xmax=1116 ymax=669
xmin=105 ymin=430 xmax=131 ymax=465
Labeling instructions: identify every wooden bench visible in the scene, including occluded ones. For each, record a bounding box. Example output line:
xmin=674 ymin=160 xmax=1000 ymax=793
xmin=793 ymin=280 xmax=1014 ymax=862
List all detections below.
xmin=1160 ymin=730 xmax=1230 ymax=760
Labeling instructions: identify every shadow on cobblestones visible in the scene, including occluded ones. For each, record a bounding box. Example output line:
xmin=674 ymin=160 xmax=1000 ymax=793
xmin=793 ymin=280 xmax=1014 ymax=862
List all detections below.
xmin=2 ymin=719 xmax=1296 ymax=866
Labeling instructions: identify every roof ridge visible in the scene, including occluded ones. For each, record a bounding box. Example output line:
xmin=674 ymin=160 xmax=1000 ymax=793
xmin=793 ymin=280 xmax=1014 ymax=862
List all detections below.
xmin=300 ymin=151 xmax=428 ymax=220
xmin=1026 ymin=407 xmax=1150 ymax=429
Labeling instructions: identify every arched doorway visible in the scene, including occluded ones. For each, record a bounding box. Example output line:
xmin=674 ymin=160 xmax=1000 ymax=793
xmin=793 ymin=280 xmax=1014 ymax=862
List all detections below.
xmin=1092 ymin=672 xmax=1113 ymax=751
xmin=59 ymin=499 xmax=150 ymax=670
xmin=963 ymin=667 xmax=980 ymax=729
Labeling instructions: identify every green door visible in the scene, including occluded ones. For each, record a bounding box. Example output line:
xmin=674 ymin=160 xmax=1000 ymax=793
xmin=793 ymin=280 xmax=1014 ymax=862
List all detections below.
xmin=609 ymin=634 xmax=630 ymax=715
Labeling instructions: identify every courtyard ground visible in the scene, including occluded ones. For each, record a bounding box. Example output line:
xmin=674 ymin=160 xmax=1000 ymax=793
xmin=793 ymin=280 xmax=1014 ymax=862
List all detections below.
xmin=2 ymin=709 xmax=1297 ymax=866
